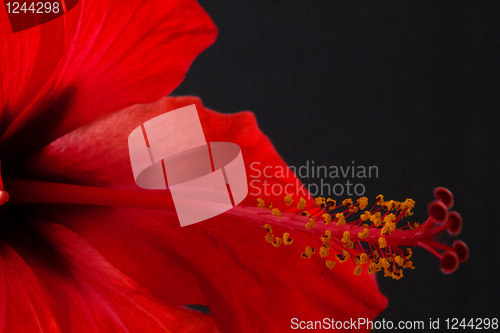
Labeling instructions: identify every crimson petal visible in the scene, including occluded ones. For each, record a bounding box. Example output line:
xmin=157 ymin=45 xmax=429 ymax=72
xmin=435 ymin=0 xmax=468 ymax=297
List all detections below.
xmin=1 ymin=216 xmax=219 ymax=332
xmin=0 ymin=0 xmax=217 ymax=165
xmin=0 ymin=241 xmax=60 ymax=332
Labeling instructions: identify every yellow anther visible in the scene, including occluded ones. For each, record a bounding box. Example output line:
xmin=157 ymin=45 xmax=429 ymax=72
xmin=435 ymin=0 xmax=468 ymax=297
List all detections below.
xmin=257 ymin=198 xmax=265 ymax=208
xmin=378 ymin=237 xmax=387 ymax=248
xmin=387 ymin=222 xmax=396 ymax=232
xmin=402 ymin=198 xmax=415 ymax=211
xmin=300 ymin=211 xmax=311 ymax=217
xmin=348 ymin=206 xmax=359 ymax=213
xmin=357 ymin=197 xmax=369 ymax=210
xmin=407 ymin=222 xmax=419 ymax=230
xmin=342 ymin=198 xmax=353 ymax=207
xmin=336 ymin=213 xmax=346 ymax=226
xmin=384 ymin=200 xmax=395 ymax=211
xmin=403 ymin=260 xmax=415 ymax=269
xmin=395 ymin=256 xmax=405 ymax=266
xmin=306 ymin=218 xmax=316 ymax=229
xmin=335 ymin=250 xmax=350 ymax=263
xmin=404 ymin=248 xmax=413 ymax=260
xmin=266 ymin=203 xmax=273 ymax=210
xmin=325 ymin=260 xmax=336 ymax=269
xmin=265 ymin=234 xmax=274 ymax=243
xmin=391 ymin=269 xmax=404 ymax=280
xmin=271 ymin=208 xmax=282 ymax=219
xmin=383 ymin=213 xmax=396 ymax=224
xmin=301 ymin=246 xmax=315 ymax=258
xmin=297 ymin=197 xmax=306 ymax=210
xmin=322 ymin=213 xmax=332 ymax=225
xmin=272 ymin=238 xmax=282 ymax=248
xmin=315 ymin=197 xmax=326 ymax=207
xmin=341 ymin=231 xmax=354 ymax=248
xmin=358 ymin=253 xmax=368 ymax=265
xmin=284 ymin=195 xmax=293 ymax=206
xmin=376 ymin=194 xmax=384 ymax=204
xmin=263 ymin=224 xmax=273 ymax=234
xmin=319 ymin=246 xmax=329 ymax=258
xmin=368 ymin=260 xmax=382 ymax=274
xmin=360 ymin=211 xmax=371 ymax=221
xmin=381 ymin=222 xmax=396 ymax=236
xmin=283 ymin=232 xmax=294 ymax=245
xmin=370 ymin=212 xmax=382 ymax=227
xmin=359 ymin=253 xmax=368 ymax=265
xmin=327 ymin=198 xmax=336 ymax=209
xmin=367 ymin=263 xmax=377 ymax=274
xmin=358 ymin=228 xmax=370 ymax=239
xmin=341 ymin=231 xmax=351 ymax=244
xmin=381 ymin=226 xmax=388 ymax=236
xmin=353 ymin=265 xmax=363 ymax=276
xmin=380 ymin=257 xmax=391 ymax=269
xmin=406 ymin=198 xmax=415 ymax=209
xmin=401 ymin=198 xmax=416 ymax=216
xmin=320 ymin=230 xmax=332 ymax=243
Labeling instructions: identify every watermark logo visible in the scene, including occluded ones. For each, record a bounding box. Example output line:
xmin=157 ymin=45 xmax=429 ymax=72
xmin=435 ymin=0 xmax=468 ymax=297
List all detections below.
xmin=128 ymin=104 xmax=248 ymax=227
xmin=3 ymin=1 xmax=79 ymax=33
xmin=249 ymin=160 xmax=378 ymax=197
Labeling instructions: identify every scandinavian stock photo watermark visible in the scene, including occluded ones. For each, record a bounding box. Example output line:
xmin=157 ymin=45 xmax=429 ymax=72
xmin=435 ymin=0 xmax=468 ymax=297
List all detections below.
xmin=290 ymin=317 xmax=498 ymax=331
xmin=249 ymin=160 xmax=378 ymax=197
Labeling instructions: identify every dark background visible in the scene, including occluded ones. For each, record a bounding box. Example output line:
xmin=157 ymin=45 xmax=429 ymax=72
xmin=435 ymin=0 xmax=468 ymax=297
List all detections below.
xmin=173 ymin=0 xmax=500 ymax=329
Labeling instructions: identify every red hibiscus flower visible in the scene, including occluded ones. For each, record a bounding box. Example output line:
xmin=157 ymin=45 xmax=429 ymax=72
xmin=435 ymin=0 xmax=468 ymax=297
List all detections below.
xmin=3 ymin=94 xmax=468 ymax=332
xmin=1 ymin=1 xmax=468 ymax=333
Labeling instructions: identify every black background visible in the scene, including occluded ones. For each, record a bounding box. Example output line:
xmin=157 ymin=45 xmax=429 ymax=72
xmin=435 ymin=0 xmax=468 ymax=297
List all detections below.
xmin=173 ymin=0 xmax=500 ymax=328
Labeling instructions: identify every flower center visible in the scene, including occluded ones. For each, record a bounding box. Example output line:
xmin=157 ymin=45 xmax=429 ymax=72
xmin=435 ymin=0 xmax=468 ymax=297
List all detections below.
xmin=0 ymin=160 xmax=175 ymax=211
xmin=255 ymin=187 xmax=468 ymax=279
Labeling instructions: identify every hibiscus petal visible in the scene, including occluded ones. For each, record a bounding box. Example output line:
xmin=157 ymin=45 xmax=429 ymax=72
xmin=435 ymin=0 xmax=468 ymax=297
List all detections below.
xmin=0 ymin=213 xmax=219 ymax=333
xmin=0 ymin=11 xmax=65 ymax=128
xmin=19 ymin=97 xmax=387 ymax=332
xmin=0 ymin=241 xmax=60 ymax=332
xmin=0 ymin=0 xmax=217 ymax=165
xmin=31 ymin=204 xmax=207 ymax=307
xmin=19 ymin=96 xmax=303 ymax=204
